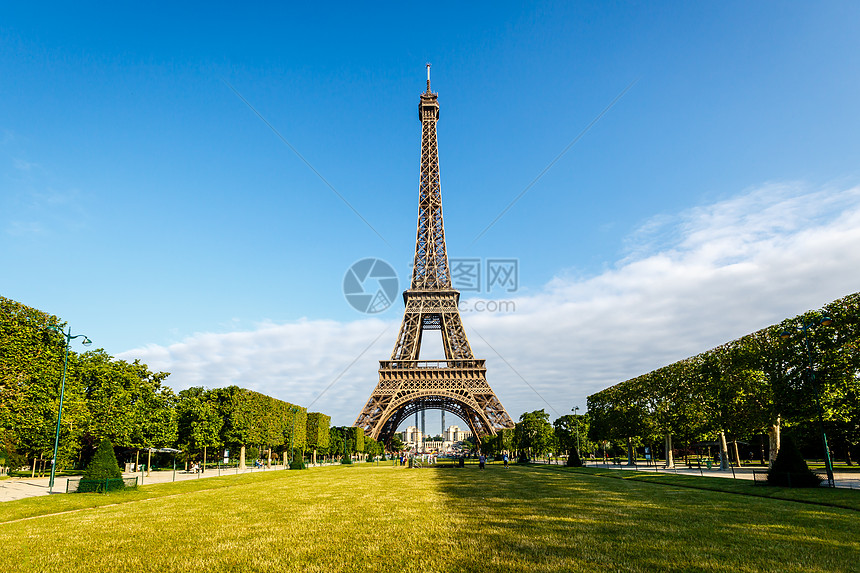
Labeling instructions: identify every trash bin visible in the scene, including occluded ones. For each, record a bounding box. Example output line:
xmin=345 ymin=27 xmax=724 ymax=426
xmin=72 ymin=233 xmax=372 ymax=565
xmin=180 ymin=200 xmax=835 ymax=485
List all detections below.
xmin=458 ymin=457 xmax=464 ymax=468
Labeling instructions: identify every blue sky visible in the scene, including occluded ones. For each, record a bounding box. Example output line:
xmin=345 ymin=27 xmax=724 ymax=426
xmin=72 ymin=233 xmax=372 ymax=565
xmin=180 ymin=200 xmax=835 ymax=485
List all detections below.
xmin=3 ymin=2 xmax=860 ymax=429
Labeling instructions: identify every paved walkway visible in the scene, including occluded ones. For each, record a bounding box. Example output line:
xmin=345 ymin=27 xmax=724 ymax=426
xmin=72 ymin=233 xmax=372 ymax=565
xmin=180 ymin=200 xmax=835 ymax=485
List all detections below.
xmin=559 ymin=460 xmax=860 ymax=489
xmin=0 ymin=463 xmax=331 ymax=503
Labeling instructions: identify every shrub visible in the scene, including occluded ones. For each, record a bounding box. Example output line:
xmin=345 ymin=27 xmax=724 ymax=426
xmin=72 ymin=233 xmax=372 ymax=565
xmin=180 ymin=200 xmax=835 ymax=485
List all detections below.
xmin=83 ymin=438 xmax=123 ymax=480
xmin=289 ymin=448 xmax=306 ymax=470
xmin=567 ymin=449 xmax=583 ymax=467
xmin=767 ymin=435 xmax=822 ymax=488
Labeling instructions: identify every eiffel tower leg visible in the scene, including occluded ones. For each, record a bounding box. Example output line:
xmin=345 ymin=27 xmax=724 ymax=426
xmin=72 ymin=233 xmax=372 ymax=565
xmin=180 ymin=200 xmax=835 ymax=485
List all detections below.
xmin=390 ymin=309 xmax=422 ymax=361
xmin=440 ymin=309 xmax=473 ymax=360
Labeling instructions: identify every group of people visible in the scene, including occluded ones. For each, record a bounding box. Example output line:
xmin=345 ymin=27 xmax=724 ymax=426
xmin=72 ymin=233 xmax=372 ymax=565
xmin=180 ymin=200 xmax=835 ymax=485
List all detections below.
xmin=478 ymin=453 xmax=510 ymax=469
xmin=395 ymin=451 xmax=512 ymax=469
xmin=398 ymin=453 xmax=440 ymax=466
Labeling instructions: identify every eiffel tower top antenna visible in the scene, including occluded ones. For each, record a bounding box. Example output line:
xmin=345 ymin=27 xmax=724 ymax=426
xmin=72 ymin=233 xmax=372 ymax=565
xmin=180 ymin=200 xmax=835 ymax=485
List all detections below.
xmin=413 ymin=63 xmax=447 ymax=291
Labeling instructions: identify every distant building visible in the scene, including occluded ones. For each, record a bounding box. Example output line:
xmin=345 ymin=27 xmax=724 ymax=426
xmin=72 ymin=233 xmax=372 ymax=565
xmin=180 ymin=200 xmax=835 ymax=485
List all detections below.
xmin=402 ymin=426 xmax=422 ymax=450
xmin=445 ymin=425 xmax=472 ymax=443
xmin=423 ymin=441 xmax=451 ymax=453
xmin=400 ymin=424 xmax=472 ymax=453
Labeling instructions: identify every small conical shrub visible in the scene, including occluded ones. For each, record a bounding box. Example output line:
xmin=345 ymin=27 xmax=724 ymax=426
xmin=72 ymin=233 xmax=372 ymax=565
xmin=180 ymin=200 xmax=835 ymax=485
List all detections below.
xmin=83 ymin=438 xmax=123 ymax=480
xmin=567 ymin=448 xmax=583 ymax=467
xmin=767 ymin=435 xmax=822 ymax=488
xmin=289 ymin=449 xmax=306 ymax=470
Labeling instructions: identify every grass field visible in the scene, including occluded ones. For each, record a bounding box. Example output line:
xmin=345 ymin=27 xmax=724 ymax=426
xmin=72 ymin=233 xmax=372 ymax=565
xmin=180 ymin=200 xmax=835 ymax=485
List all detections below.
xmin=3 ymin=463 xmax=859 ymax=572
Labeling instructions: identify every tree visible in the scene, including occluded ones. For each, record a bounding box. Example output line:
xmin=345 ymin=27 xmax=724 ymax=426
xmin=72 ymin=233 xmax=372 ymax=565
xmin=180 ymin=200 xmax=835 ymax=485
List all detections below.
xmin=588 ymin=385 xmax=646 ymax=465
xmin=554 ymin=413 xmax=593 ymax=461
xmin=0 ymin=299 xmax=86 ymax=468
xmin=177 ymin=388 xmax=222 ymax=468
xmin=306 ymin=412 xmax=330 ymax=464
xmin=389 ymin=433 xmax=405 ymax=452
xmin=553 ymin=415 xmax=577 ymax=457
xmin=515 ymin=410 xmax=554 ymax=461
xmin=340 ymin=427 xmax=364 ymax=457
xmin=364 ymin=437 xmax=383 ymax=460
xmin=328 ymin=426 xmax=345 ymax=460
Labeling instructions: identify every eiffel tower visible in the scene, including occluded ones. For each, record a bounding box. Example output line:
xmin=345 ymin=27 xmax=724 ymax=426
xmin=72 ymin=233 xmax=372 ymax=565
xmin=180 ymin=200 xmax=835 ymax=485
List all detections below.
xmin=354 ymin=66 xmax=515 ymax=444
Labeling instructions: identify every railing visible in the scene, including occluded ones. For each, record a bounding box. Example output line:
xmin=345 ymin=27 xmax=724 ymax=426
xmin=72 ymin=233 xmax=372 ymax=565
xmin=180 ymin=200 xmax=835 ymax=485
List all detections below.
xmin=753 ymin=470 xmax=826 ymax=488
xmin=67 ymin=476 xmax=139 ymax=493
xmin=380 ymin=359 xmax=485 ymax=370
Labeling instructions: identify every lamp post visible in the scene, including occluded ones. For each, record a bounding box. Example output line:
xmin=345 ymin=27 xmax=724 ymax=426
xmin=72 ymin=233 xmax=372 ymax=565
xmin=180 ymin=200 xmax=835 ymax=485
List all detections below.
xmin=780 ymin=315 xmax=835 ymax=487
xmin=573 ymin=406 xmax=581 ymax=457
xmin=46 ymin=325 xmax=92 ymax=493
xmin=289 ymin=406 xmax=298 ymax=467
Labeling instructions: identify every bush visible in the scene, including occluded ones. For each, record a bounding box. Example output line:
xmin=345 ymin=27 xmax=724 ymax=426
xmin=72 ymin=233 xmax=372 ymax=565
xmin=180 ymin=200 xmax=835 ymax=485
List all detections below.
xmin=567 ymin=449 xmax=583 ymax=467
xmin=289 ymin=449 xmax=306 ymax=470
xmin=767 ymin=435 xmax=822 ymax=488
xmin=83 ymin=438 xmax=123 ymax=480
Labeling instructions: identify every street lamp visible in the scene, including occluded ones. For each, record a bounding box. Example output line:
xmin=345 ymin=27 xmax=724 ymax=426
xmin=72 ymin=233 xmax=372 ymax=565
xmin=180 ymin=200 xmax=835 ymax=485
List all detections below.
xmin=289 ymin=406 xmax=298 ymax=467
xmin=46 ymin=325 xmax=92 ymax=493
xmin=780 ymin=315 xmax=835 ymax=487
xmin=572 ymin=406 xmax=581 ymax=458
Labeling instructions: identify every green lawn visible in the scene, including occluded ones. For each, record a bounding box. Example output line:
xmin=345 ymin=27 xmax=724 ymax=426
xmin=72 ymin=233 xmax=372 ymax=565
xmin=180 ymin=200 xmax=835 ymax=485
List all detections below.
xmin=2 ymin=464 xmax=859 ymax=572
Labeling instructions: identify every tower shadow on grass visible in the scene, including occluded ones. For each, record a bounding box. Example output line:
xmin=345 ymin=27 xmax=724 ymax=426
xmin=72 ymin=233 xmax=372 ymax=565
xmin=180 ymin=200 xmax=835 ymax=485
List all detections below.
xmin=429 ymin=464 xmax=860 ymax=573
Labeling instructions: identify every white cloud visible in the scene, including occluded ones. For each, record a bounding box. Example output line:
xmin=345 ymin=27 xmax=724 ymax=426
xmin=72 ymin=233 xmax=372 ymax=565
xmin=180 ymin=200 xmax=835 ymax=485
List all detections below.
xmin=119 ymin=181 xmax=860 ymax=427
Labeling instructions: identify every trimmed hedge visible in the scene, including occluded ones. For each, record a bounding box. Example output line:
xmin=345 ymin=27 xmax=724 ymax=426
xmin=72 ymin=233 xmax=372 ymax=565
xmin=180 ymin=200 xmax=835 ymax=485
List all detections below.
xmin=306 ymin=412 xmax=331 ymax=451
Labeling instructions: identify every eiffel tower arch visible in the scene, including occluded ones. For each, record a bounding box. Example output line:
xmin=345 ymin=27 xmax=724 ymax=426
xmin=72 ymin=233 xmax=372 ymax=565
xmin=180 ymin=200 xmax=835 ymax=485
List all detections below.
xmin=354 ymin=66 xmax=515 ymax=445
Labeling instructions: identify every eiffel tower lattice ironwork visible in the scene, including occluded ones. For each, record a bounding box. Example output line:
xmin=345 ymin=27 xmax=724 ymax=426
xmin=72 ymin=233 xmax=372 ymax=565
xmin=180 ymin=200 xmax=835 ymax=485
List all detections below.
xmin=354 ymin=66 xmax=515 ymax=444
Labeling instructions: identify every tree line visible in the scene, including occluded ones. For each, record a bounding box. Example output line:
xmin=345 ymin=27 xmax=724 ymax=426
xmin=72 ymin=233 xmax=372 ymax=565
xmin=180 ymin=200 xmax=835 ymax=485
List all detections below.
xmin=585 ymin=292 xmax=860 ymax=466
xmin=0 ymin=296 xmax=375 ymax=471
xmin=478 ymin=409 xmax=594 ymax=464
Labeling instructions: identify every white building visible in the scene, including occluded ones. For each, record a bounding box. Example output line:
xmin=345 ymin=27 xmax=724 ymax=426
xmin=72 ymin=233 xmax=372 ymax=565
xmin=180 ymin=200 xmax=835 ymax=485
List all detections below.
xmin=399 ymin=424 xmax=473 ymax=453
xmin=402 ymin=426 xmax=423 ymax=450
xmin=445 ymin=425 xmax=472 ymax=443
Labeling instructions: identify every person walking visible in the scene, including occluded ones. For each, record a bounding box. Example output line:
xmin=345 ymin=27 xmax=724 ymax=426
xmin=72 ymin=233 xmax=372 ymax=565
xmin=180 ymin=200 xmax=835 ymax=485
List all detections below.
xmin=503 ymin=453 xmax=509 ymax=469
xmin=479 ymin=453 xmax=486 ymax=470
